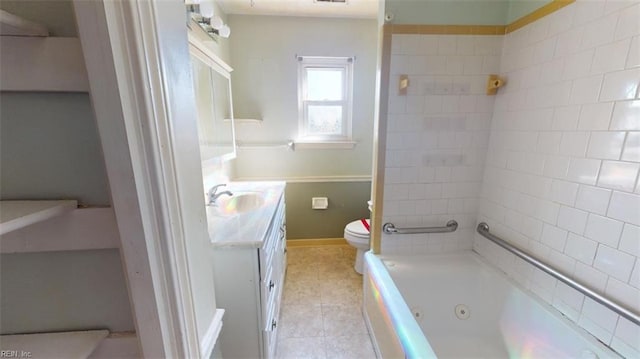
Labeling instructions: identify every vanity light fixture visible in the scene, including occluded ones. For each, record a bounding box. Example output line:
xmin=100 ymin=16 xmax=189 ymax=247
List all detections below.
xmin=186 ymin=1 xmax=231 ymax=40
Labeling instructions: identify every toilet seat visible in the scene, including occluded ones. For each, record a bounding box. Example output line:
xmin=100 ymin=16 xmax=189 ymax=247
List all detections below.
xmin=345 ymin=219 xmax=370 ymax=237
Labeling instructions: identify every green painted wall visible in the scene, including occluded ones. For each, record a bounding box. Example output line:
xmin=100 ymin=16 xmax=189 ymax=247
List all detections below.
xmin=285 ymin=182 xmax=371 ymax=239
xmin=507 ymin=0 xmax=553 ymax=23
xmin=1 ymin=250 xmax=134 ymax=334
xmin=0 ymin=93 xmax=111 ymax=206
xmin=384 ymin=0 xmax=553 ymax=25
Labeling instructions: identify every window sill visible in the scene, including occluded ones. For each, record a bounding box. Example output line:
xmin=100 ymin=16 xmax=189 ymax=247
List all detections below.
xmin=293 ymin=140 xmax=357 ymax=150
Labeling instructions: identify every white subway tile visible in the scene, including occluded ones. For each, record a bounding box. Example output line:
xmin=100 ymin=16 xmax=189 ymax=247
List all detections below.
xmin=550 ymin=180 xmax=580 ymax=206
xmin=587 ymin=131 xmax=626 ymax=160
xmin=600 ymin=68 xmax=640 ymax=101
xmin=558 ymin=206 xmax=589 ymax=234
xmin=563 ymin=49 xmax=595 ymax=80
xmin=555 ymin=26 xmax=585 ymax=58
xmin=559 ymin=132 xmax=590 ymax=157
xmin=554 ymin=282 xmax=585 ymax=313
xmin=541 ymin=224 xmax=569 ymax=251
xmin=614 ymin=3 xmax=640 ymax=40
xmin=406 ymin=96 xmax=425 ymax=114
xmin=566 ymin=158 xmax=602 ymax=185
xmin=622 ymin=131 xmax=640 ymax=162
xmin=577 ymin=102 xmax=614 ymax=130
xmin=627 ymin=36 xmax=640 ymax=68
xmin=591 ymin=38 xmax=632 ymax=74
xmin=598 ymin=160 xmax=640 ymax=192
xmin=631 ymin=261 xmax=640 ymax=289
xmin=606 ymin=277 xmax=640 ymax=312
xmin=536 ymin=200 xmax=561 ymax=225
xmin=605 ymin=0 xmax=638 ymax=14
xmin=576 ymin=185 xmax=613 ymax=215
xmin=611 ymin=337 xmax=640 ymax=359
xmin=581 ymin=12 xmax=619 ymax=49
xmin=533 ymin=37 xmax=557 ymax=64
xmin=594 ymin=244 xmax=635 ymax=281
xmin=540 ymin=58 xmax=566 ymax=85
xmin=610 ymin=100 xmax=640 ymax=130
xmin=579 ymin=300 xmax=616 ymax=344
xmin=543 ymin=156 xmax=570 ymax=179
xmin=581 ymin=297 xmax=619 ymax=333
xmin=552 ymin=106 xmax=581 ymax=130
xmin=445 ymin=56 xmax=464 ymax=75
xmin=613 ymin=317 xmax=640 ymax=356
xmin=608 ymin=191 xmax=640 ymax=226
xmin=572 ymin=1 xmax=606 ymax=26
xmin=548 ymin=5 xmax=575 ymax=36
xmin=438 ymin=36 xmax=457 ymax=55
xmin=585 ymin=213 xmax=625 ymax=248
xmin=565 ymin=233 xmax=598 ymax=264
xmin=619 ymin=224 xmax=640 ymax=257
xmin=537 ymin=133 xmax=562 ymax=154
xmin=574 ymin=261 xmax=609 ymax=292
xmin=549 ymin=249 xmax=577 ymax=274
xmin=570 ymin=75 xmax=604 ymax=104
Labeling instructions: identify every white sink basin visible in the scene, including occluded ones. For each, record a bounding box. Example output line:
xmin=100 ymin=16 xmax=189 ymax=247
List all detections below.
xmin=211 ymin=192 xmax=265 ymax=216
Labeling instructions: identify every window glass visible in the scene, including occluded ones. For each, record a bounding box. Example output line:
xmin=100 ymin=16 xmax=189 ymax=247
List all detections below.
xmin=307 ymin=105 xmax=342 ymax=134
xmin=306 ymin=68 xmax=343 ymax=101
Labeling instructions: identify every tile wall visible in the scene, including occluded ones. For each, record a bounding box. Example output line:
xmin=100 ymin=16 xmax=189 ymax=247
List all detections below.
xmin=474 ymin=1 xmax=640 ymax=356
xmin=382 ymin=33 xmax=502 ymax=253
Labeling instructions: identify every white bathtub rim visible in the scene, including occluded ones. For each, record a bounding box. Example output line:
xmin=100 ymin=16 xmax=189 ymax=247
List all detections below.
xmin=364 ymin=251 xmax=439 ymax=359
xmin=370 ymin=250 xmax=623 ymax=359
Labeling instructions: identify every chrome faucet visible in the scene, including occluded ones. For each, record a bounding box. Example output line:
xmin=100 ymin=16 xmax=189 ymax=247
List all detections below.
xmin=207 ymin=184 xmax=233 ymax=205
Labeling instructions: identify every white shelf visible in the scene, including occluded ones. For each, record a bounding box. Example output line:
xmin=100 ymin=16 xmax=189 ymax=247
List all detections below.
xmin=0 ymin=200 xmax=78 ymax=235
xmin=0 ymin=330 xmax=109 ymax=359
xmin=0 ymin=10 xmax=49 ymax=37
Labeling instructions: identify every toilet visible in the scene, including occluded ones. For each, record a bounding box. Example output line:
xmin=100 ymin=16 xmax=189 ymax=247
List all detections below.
xmin=344 ymin=200 xmax=373 ymax=274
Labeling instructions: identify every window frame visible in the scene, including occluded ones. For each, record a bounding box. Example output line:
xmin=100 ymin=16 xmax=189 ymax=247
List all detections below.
xmin=297 ymin=56 xmax=354 ymax=143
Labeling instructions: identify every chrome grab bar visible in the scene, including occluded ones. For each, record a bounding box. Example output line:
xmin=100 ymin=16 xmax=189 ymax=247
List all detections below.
xmin=477 ymin=222 xmax=640 ymax=326
xmin=383 ymin=220 xmax=458 ymax=234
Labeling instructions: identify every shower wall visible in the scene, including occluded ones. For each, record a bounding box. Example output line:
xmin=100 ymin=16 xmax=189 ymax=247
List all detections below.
xmin=475 ymin=1 xmax=640 ymax=357
xmin=381 ymin=33 xmax=502 ymax=254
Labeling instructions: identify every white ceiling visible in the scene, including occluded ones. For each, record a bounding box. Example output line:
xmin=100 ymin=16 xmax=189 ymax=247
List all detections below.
xmin=217 ymin=0 xmax=378 ymax=19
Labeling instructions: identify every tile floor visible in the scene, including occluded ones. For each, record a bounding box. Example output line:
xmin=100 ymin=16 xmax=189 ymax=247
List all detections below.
xmin=277 ymin=245 xmax=376 ymax=359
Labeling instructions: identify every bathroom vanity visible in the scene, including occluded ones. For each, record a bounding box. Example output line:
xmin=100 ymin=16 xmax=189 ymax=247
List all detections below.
xmin=208 ymin=181 xmax=286 ymax=359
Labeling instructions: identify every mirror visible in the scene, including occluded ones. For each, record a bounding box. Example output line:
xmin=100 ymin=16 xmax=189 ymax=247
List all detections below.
xmin=189 ymin=36 xmax=236 ymax=162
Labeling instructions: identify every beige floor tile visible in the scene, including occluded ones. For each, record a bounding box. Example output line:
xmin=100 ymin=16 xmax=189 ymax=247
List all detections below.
xmin=279 ymin=304 xmax=324 ymax=338
xmin=276 ymin=337 xmax=326 ymax=359
xmin=287 ymin=263 xmax=320 ymax=282
xmin=318 ymin=262 xmax=358 ymax=281
xmin=287 ymin=247 xmax=319 ymax=265
xmin=281 ymin=244 xmax=375 ymax=358
xmin=320 ymin=278 xmax=362 ymax=305
xmin=283 ymin=277 xmax=322 ymax=305
xmin=321 ymin=304 xmax=368 ymax=337
xmin=324 ymin=335 xmax=376 ymax=359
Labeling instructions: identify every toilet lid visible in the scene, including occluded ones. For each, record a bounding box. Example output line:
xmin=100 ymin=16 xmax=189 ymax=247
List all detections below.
xmin=346 ymin=219 xmax=370 ymax=236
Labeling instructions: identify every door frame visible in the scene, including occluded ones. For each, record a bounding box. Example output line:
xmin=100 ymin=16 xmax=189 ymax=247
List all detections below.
xmin=74 ymin=1 xmax=216 ymax=357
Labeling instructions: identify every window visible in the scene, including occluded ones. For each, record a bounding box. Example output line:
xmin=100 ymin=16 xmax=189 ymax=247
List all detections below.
xmin=298 ymin=56 xmax=353 ymax=143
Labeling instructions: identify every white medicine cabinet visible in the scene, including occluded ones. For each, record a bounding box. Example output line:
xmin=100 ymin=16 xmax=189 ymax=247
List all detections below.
xmin=188 ymin=33 xmax=237 ymax=162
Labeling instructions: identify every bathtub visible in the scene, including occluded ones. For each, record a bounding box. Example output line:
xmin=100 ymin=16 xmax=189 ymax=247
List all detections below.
xmin=363 ymin=251 xmax=621 ymax=359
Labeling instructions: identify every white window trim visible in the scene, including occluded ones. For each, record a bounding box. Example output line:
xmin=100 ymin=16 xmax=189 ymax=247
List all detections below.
xmin=297 ymin=56 xmax=354 ymax=145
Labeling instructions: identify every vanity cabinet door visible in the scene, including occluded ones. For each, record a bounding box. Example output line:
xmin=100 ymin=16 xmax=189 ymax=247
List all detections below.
xmin=260 ymin=200 xmax=286 ymax=359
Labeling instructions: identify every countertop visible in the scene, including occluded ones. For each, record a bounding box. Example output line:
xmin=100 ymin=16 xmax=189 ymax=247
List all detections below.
xmin=207 ymin=181 xmax=285 ymax=248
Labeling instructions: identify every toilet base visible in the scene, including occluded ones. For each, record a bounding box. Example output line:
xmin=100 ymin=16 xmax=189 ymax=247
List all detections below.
xmin=354 ymin=248 xmax=365 ymax=274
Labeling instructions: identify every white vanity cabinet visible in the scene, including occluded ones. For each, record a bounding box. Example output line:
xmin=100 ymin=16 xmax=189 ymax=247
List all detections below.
xmin=211 ymin=192 xmax=287 ymax=359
